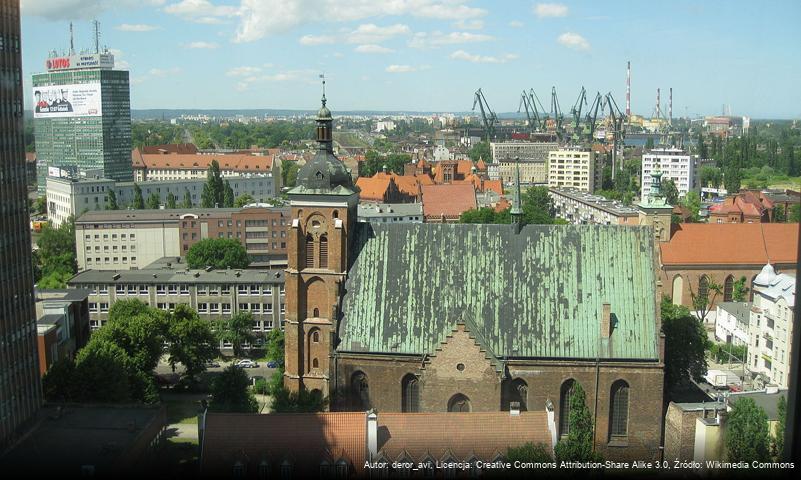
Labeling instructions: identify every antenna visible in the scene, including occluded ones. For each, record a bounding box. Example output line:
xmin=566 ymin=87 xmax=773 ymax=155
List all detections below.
xmin=69 ymin=22 xmax=75 ymax=55
xmin=319 ymin=73 xmax=326 ymax=105
xmin=93 ymin=19 xmax=101 ymax=54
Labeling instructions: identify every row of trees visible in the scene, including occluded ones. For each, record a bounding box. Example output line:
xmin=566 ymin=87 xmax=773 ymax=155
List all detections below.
xmin=34 ymin=217 xmax=76 ymax=289
xmin=187 ymin=121 xmax=316 ymax=150
xmin=459 ymin=186 xmax=568 ymax=225
xmin=359 ymin=150 xmax=412 ymax=177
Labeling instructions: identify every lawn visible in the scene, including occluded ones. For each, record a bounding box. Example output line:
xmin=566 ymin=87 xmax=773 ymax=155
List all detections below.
xmin=162 ymin=394 xmax=207 ymax=424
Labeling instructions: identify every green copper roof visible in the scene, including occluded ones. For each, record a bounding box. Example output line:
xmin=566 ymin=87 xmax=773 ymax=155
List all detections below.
xmin=339 ymin=223 xmax=659 ymax=360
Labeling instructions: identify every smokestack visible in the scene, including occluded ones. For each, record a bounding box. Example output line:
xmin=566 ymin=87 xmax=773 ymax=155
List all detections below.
xmin=656 ymin=88 xmax=661 ymax=119
xmin=626 ymin=61 xmax=631 ymax=117
xmin=669 ymin=88 xmax=673 ymax=124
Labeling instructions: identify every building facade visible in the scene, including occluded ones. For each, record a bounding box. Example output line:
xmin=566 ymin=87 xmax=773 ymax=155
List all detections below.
xmin=33 ymin=50 xmax=132 ymax=193
xmin=641 ymin=148 xmax=697 ymax=199
xmin=46 ymin=173 xmax=280 ymax=227
xmin=0 ymin=0 xmax=41 ymax=447
xmin=547 ymin=148 xmax=597 ymax=192
xmin=74 ymin=206 xmax=289 ymax=271
xmin=490 ymin=141 xmax=558 ymax=164
xmin=68 ymin=266 xmax=285 ymax=349
xmin=34 ymin=289 xmax=91 ymax=377
xmin=714 ymin=302 xmax=751 ymax=346
xmin=357 ymin=203 xmax=423 ymax=223
xmin=131 ymin=150 xmax=280 ymax=183
xmin=550 ymin=188 xmax=640 ymax=225
xmin=748 ymin=266 xmax=795 ymax=388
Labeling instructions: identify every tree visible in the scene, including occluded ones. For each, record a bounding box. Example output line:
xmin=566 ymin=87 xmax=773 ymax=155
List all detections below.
xmin=186 ymin=238 xmax=250 ymax=269
xmin=732 ymin=276 xmax=748 ymax=302
xmin=41 ymin=358 xmax=77 ymax=402
xmin=133 ymin=183 xmax=144 ymax=209
xmin=553 ymin=383 xmax=602 ymax=462
xmin=37 ymin=270 xmax=74 ymax=289
xmin=645 ymin=137 xmax=655 ymax=150
xmin=146 ymin=192 xmax=161 ymax=209
xmin=93 ymin=301 xmax=168 ymax=373
xmin=215 ymin=311 xmax=256 ymax=358
xmin=468 ymin=141 xmax=491 ymax=163
xmin=661 ymin=298 xmax=709 ymax=389
xmin=661 ymin=179 xmax=679 ymax=205
xmin=73 ymin=338 xmax=135 ymax=403
xmin=282 ymin=160 xmax=300 ymax=188
xmin=790 ymin=204 xmax=801 ymax=223
xmin=270 ymin=385 xmax=327 ymax=413
xmin=223 ymin=180 xmax=234 ymax=207
xmin=35 ymin=217 xmax=76 ymax=285
xmin=201 ymin=183 xmax=214 ymax=208
xmin=680 ymin=191 xmax=702 ymax=222
xmin=209 ymin=365 xmax=258 ymax=413
xmin=506 ymin=443 xmax=553 ymax=463
xmin=181 ymin=188 xmax=193 ymax=208
xmin=459 ymin=207 xmax=508 ymax=224
xmin=774 ymin=396 xmax=786 ymax=459
xmin=33 ymin=196 xmax=47 ymax=215
xmin=166 ymin=192 xmax=177 ymax=209
xmin=106 ymin=189 xmax=118 ymax=210
xmin=699 ymin=166 xmax=722 ymax=189
xmin=724 ymin=166 xmax=741 ymax=194
xmin=234 ymin=193 xmax=255 ymax=208
xmin=689 ymin=278 xmax=722 ymax=323
xmin=264 ymin=328 xmax=285 ymax=368
xmin=726 ymin=398 xmax=770 ymax=462
xmin=203 ymin=159 xmax=225 ymax=207
xmin=166 ymin=304 xmax=219 ymax=377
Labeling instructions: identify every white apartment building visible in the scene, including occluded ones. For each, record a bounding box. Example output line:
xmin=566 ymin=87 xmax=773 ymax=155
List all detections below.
xmin=748 ymin=264 xmax=796 ymax=388
xmin=547 ymin=149 xmax=597 ymax=193
xmin=641 ymin=148 xmax=698 ymax=200
xmin=357 ymin=203 xmax=424 ymax=224
xmin=46 ymin=174 xmax=279 ymax=227
xmin=374 ymin=120 xmax=396 ymax=133
xmin=714 ymin=302 xmax=751 ymax=346
xmin=549 ymin=188 xmax=640 ymax=225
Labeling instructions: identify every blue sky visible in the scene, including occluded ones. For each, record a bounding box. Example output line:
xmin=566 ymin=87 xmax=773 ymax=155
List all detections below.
xmin=20 ymin=0 xmax=801 ymax=117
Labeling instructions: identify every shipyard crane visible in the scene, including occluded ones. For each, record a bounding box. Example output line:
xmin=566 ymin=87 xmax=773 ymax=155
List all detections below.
xmin=472 ymin=88 xmax=498 ymax=141
xmin=549 ymin=86 xmax=564 ymax=138
xmin=518 ymin=91 xmax=536 ymax=130
xmin=584 ymin=91 xmax=604 ymax=142
xmin=569 ymin=86 xmax=588 ymax=142
xmin=518 ymin=89 xmax=546 ymax=132
xmin=604 ymin=92 xmax=627 ymax=174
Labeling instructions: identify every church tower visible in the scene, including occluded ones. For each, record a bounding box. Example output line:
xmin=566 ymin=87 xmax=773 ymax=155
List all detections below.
xmin=637 ymin=170 xmax=674 ymax=243
xmin=284 ymin=84 xmax=358 ymax=399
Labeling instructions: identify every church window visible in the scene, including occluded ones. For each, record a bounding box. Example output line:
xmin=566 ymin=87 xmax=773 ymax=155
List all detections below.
xmin=401 ymin=374 xmax=420 ymax=413
xmin=447 ymin=394 xmax=471 ymax=412
xmin=350 ymin=371 xmax=370 ymax=410
xmin=313 ymin=358 xmax=319 ymax=368
xmin=313 ymin=307 xmax=320 ymax=318
xmin=305 ymin=235 xmax=314 ymax=268
xmin=698 ymin=275 xmax=710 ymax=300
xmin=335 ymin=459 xmax=348 ymax=479
xmin=319 ymin=235 xmax=328 ymax=268
xmin=559 ymin=379 xmax=577 ymax=437
xmin=502 ymin=378 xmax=528 ymax=411
xmin=609 ymin=380 xmax=630 ymax=439
xmin=723 ymin=275 xmax=734 ymax=302
xmin=312 ymin=330 xmax=320 ymax=342
xmin=333 ymin=210 xmax=339 ymax=219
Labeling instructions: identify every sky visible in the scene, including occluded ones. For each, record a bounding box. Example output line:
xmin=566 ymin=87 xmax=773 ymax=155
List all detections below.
xmin=19 ymin=0 xmax=801 ymax=118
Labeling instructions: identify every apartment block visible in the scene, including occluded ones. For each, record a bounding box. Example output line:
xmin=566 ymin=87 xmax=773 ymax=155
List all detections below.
xmin=68 ymin=264 xmax=286 ymax=350
xmin=641 ymin=148 xmax=697 ymax=199
xmin=75 ymin=206 xmax=289 ymax=271
xmin=131 ymin=150 xmax=280 ymax=183
xmin=489 ymin=141 xmax=558 ymax=164
xmin=549 ymin=188 xmax=640 ymax=225
xmin=748 ymin=265 xmax=796 ymax=388
xmin=547 ymin=148 xmax=597 ymax=192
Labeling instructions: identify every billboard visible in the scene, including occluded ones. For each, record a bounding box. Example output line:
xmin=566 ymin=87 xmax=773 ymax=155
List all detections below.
xmin=33 ymin=83 xmax=102 ymax=119
xmin=45 ymin=53 xmax=114 ymax=71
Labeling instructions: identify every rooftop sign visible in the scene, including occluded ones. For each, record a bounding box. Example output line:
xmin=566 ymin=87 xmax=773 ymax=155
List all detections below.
xmin=45 ymin=53 xmax=114 ymax=72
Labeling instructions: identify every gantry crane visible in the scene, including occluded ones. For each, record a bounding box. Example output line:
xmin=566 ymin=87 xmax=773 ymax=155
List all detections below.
xmin=549 ymin=86 xmax=564 ymax=138
xmin=583 ymin=91 xmax=604 ymax=142
xmin=518 ymin=89 xmax=546 ymax=132
xmin=472 ymin=88 xmax=498 ymax=141
xmin=569 ymin=86 xmax=587 ymax=142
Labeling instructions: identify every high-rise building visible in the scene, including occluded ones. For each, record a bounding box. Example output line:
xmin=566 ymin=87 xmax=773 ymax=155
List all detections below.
xmin=641 ymin=147 xmax=697 ymax=200
xmin=0 ymin=0 xmax=42 ymax=447
xmin=547 ymin=148 xmax=597 ymax=192
xmin=32 ymin=30 xmax=132 ymax=194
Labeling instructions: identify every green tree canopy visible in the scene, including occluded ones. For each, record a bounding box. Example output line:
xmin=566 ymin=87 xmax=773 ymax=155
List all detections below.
xmin=506 ymin=443 xmax=553 ymax=463
xmin=209 ymin=365 xmax=259 ymax=413
xmin=774 ymin=396 xmax=786 ymax=459
xmin=661 ymin=298 xmax=709 ymax=389
xmin=186 ymin=238 xmax=250 ymax=269
xmin=700 ymin=166 xmax=722 ymax=188
xmin=133 ymin=183 xmax=144 ymax=209
xmin=223 ymin=179 xmax=234 ymax=207
xmin=215 ymin=311 xmax=256 ymax=358
xmin=282 ymin=160 xmax=300 ymax=189
xmin=264 ymin=328 xmax=285 ymax=368
xmin=726 ymin=398 xmax=770 ymax=462
xmin=270 ymin=385 xmax=327 ymax=413
xmin=234 ymin=193 xmax=255 ymax=207
xmin=166 ymin=304 xmax=220 ymax=377
xmin=468 ymin=141 xmax=491 ymax=163
xmin=35 ymin=217 xmax=76 ymax=287
xmin=553 ymin=382 xmax=602 ymax=462
xmin=93 ymin=301 xmax=168 ymax=373
xmin=106 ymin=189 xmax=118 ymax=210
xmin=166 ymin=191 xmax=177 ymax=209
xmin=181 ymin=188 xmax=193 ymax=208
xmin=146 ymin=192 xmax=161 ymax=209
xmin=661 ymin=179 xmax=680 ymax=205
xmin=680 ymin=191 xmax=702 ymax=222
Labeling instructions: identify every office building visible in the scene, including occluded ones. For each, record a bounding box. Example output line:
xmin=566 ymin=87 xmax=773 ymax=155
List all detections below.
xmin=0 ymin=0 xmax=41 ymax=446
xmin=547 ymin=148 xmax=597 ymax=192
xmin=641 ymin=148 xmax=697 ymax=199
xmin=32 ymin=39 xmax=132 ymax=193
xmin=46 ymin=172 xmax=280 ymax=227
xmin=75 ymin=206 xmax=289 ymax=271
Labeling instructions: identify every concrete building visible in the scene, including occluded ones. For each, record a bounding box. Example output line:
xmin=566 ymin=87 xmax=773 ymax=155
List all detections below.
xmin=46 ymin=172 xmax=280 ymax=227
xmin=547 ymin=148 xmax=597 ymax=192
xmin=68 ymin=263 xmax=286 ymax=349
xmin=492 ymin=160 xmax=548 ymax=186
xmin=34 ymin=289 xmax=91 ymax=377
xmin=490 ymin=141 xmax=558 ymax=165
xmin=549 ymin=188 xmax=640 ymax=225
xmin=748 ymin=265 xmax=795 ymax=388
xmin=714 ymin=302 xmax=751 ymax=346
xmin=74 ymin=206 xmax=289 ymax=271
xmin=357 ymin=203 xmax=423 ymax=223
xmin=641 ymin=148 xmax=697 ymax=199
xmin=131 ymin=149 xmax=280 ymax=183
xmin=32 ymin=45 xmax=132 ymax=193
xmin=0 ymin=0 xmax=42 ymax=447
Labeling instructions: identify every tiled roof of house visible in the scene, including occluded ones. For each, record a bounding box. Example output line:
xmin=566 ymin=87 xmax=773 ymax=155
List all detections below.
xmin=494 ymin=198 xmax=511 ymax=213
xmin=340 ymin=223 xmax=659 ymax=360
xmin=421 ymin=184 xmax=477 ymax=219
xmin=356 ymin=176 xmax=393 ymax=202
xmin=136 ymin=153 xmax=275 ymax=172
xmin=200 ymin=412 xmax=366 ymax=477
xmin=376 ymin=412 xmax=551 ymax=461
xmin=140 ymin=143 xmax=198 ymax=155
xmin=660 ymin=223 xmax=798 ymax=266
xmin=710 ymin=191 xmax=773 ymax=217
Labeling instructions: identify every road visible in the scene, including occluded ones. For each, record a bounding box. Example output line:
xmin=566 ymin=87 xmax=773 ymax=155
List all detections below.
xmin=155 ymin=357 xmax=278 ymax=384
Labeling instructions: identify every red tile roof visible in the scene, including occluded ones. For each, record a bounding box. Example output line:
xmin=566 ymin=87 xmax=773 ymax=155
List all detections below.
xmin=356 ymin=176 xmax=394 ymax=202
xmin=140 ymin=143 xmax=198 ymax=155
xmin=710 ymin=191 xmax=772 ymax=218
xmin=377 ymin=412 xmax=550 ymax=461
xmin=494 ymin=198 xmax=511 ymax=213
xmin=661 ymin=223 xmax=799 ymax=266
xmin=134 ymin=153 xmax=274 ymax=172
xmin=201 ymin=412 xmax=366 ymax=477
xmin=422 ymin=184 xmax=477 ymax=219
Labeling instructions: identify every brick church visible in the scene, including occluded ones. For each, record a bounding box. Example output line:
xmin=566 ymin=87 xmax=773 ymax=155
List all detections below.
xmin=284 ymin=93 xmax=665 ymax=460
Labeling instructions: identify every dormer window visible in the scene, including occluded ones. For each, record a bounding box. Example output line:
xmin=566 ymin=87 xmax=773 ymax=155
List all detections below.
xmin=316 ymin=171 xmax=324 ymax=180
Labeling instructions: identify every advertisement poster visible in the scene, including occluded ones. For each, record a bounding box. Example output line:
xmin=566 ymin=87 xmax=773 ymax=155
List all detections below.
xmin=32 ymin=83 xmax=102 ymax=118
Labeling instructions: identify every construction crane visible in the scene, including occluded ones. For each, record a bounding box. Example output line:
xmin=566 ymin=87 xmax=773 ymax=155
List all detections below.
xmin=569 ymin=86 xmax=587 ymax=142
xmin=472 ymin=88 xmax=498 ymax=141
xmin=604 ymin=92 xmax=627 ymax=174
xmin=549 ymin=86 xmax=564 ymax=138
xmin=518 ymin=89 xmax=546 ymax=132
xmin=583 ymin=92 xmax=604 ymax=142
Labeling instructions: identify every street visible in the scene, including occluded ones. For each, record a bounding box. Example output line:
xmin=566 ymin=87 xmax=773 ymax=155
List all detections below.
xmin=155 ymin=357 xmax=278 ymax=385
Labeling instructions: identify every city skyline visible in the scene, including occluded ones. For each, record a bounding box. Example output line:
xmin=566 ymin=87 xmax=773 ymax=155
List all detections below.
xmin=19 ymin=0 xmax=801 ymax=118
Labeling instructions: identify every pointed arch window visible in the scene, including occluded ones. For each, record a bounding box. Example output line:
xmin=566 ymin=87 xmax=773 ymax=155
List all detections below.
xmin=447 ymin=394 xmax=471 ymax=412
xmin=723 ymin=275 xmax=734 ymax=302
xmin=351 ymin=371 xmax=370 ymax=410
xmin=401 ymin=374 xmax=420 ymax=413
xmin=319 ymin=235 xmax=328 ymax=268
xmin=609 ymin=380 xmax=630 ymax=439
xmin=305 ymin=234 xmax=314 ymax=268
xmin=698 ymin=275 xmax=710 ymax=300
xmin=559 ymin=379 xmax=576 ymax=437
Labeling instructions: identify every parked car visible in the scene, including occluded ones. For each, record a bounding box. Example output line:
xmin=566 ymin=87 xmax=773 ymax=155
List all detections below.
xmin=235 ymin=359 xmax=258 ymax=368
xmin=205 ymin=360 xmax=221 ymax=368
xmin=266 ymin=361 xmax=278 ymax=368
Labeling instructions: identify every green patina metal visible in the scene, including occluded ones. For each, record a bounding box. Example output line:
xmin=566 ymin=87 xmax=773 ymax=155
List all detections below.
xmin=339 ymin=223 xmax=659 ymax=360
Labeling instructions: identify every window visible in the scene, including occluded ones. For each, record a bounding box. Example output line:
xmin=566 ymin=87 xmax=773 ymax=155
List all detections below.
xmin=252 ymin=321 xmax=262 ymax=332
xmin=239 ymin=303 xmax=248 ymax=311
xmin=180 ymin=284 xmax=189 ymax=295
xmin=264 ymin=303 xmax=273 ymax=313
xmin=127 ymin=285 xmax=137 ymax=294
xmin=251 ymin=303 xmax=261 ymax=313
xmin=168 ymin=284 xmax=178 ymax=295
xmin=447 ymin=393 xmax=471 ymax=412
xmin=350 ymin=371 xmax=369 ymax=410
xmin=723 ymin=275 xmax=734 ymax=302
xmin=305 ymin=234 xmax=314 ymax=268
xmin=89 ymin=302 xmax=98 ymax=312
xmin=210 ymin=303 xmax=220 ymax=313
xmin=222 ymin=303 xmax=232 ymax=314
xmin=319 ymin=235 xmax=328 ymax=268
xmin=156 ymin=284 xmax=166 ymax=295
xmin=99 ymin=284 xmax=108 ymax=294
xmin=116 ymin=284 xmax=125 ymax=294
xmin=609 ymin=380 xmax=630 ymax=439
xmin=402 ymin=374 xmax=420 ymax=413
xmin=503 ymin=378 xmax=528 ymax=411
xmin=698 ymin=275 xmax=709 ymax=300
xmin=280 ymin=286 xmax=285 ymax=296
xmin=197 ymin=285 xmax=208 ymax=295
xmin=209 ymin=284 xmax=220 ymax=295
xmin=238 ymin=285 xmax=248 ymax=295
xmin=198 ymin=303 xmax=208 ymax=313
xmin=559 ymin=379 xmax=576 ymax=437
xmin=100 ymin=302 xmax=109 ymax=312
xmin=250 ymin=284 xmax=260 ymax=295
xmin=222 ymin=285 xmax=231 ymax=295
xmin=139 ymin=285 xmax=148 ymax=295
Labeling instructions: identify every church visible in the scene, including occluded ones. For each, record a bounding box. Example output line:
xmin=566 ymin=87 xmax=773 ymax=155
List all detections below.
xmin=283 ymin=92 xmax=665 ymax=460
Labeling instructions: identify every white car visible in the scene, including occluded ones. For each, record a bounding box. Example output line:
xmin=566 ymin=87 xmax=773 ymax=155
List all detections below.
xmin=235 ymin=359 xmax=258 ymax=368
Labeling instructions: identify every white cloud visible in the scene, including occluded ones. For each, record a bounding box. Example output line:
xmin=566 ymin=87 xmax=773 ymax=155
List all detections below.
xmin=450 ymin=50 xmax=518 ymax=63
xmin=409 ymin=30 xmax=492 ymax=48
xmin=22 ymin=0 xmax=165 ymax=20
xmin=534 ymin=3 xmax=568 ymax=18
xmin=107 ymin=49 xmax=130 ymax=70
xmin=354 ymin=44 xmax=394 ymax=54
xmin=509 ymin=20 xmax=524 ymax=28
xmin=233 ymin=68 xmax=318 ymax=90
xmin=385 ymin=64 xmax=417 ymax=73
xmin=185 ymin=41 xmax=219 ymax=49
xmin=148 ymin=67 xmax=182 ymax=77
xmin=453 ymin=19 xmax=484 ymax=30
xmin=164 ymin=0 xmax=240 ymax=24
xmin=116 ymin=23 xmax=160 ymax=32
xmin=226 ymin=66 xmax=262 ymax=77
xmin=557 ymin=32 xmax=590 ymax=50
xmin=345 ymin=23 xmax=411 ymax=44
xmin=299 ymin=35 xmax=337 ymax=45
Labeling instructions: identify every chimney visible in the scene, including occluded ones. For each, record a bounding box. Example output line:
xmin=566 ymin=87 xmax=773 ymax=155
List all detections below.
xmin=601 ymin=303 xmax=612 ymax=338
xmin=367 ymin=410 xmax=378 ymax=460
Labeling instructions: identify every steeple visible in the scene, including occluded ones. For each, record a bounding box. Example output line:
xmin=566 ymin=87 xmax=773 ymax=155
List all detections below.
xmin=511 ymin=157 xmax=523 ymax=229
